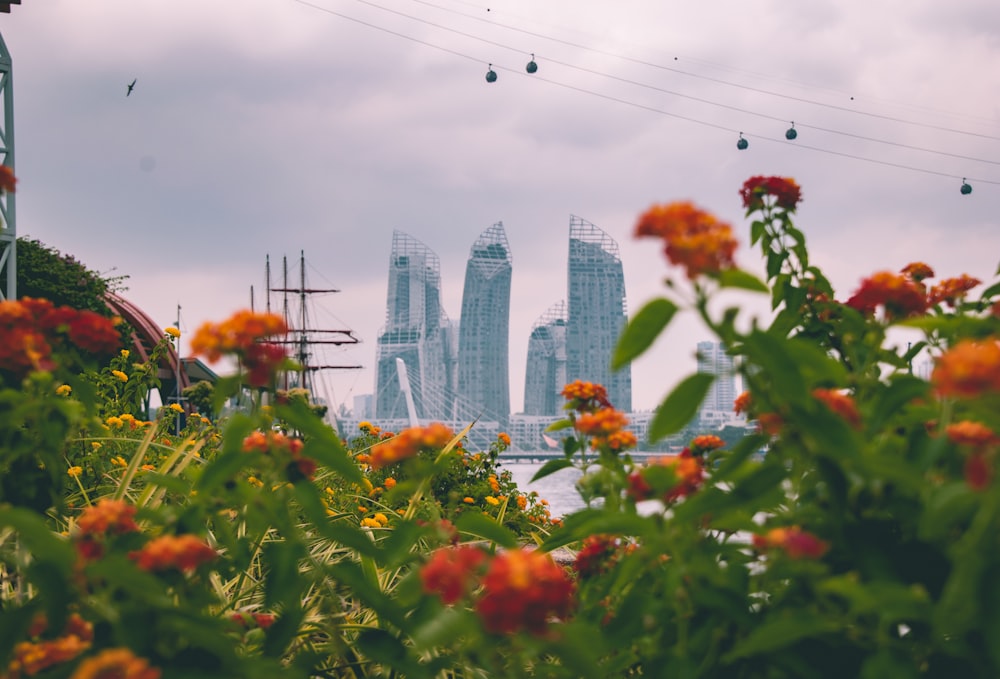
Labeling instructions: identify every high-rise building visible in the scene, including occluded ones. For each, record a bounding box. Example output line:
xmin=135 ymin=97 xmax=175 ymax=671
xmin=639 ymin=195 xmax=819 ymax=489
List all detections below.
xmin=374 ymin=231 xmax=455 ymax=420
xmin=696 ymin=340 xmax=738 ymax=425
xmin=456 ymin=222 xmax=512 ymax=426
xmin=566 ymin=216 xmax=632 ymax=412
xmin=523 ymin=301 xmax=567 ymax=416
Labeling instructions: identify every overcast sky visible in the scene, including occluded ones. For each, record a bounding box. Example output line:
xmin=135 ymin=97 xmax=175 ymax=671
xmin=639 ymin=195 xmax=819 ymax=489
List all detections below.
xmin=4 ymin=0 xmax=999 ymax=415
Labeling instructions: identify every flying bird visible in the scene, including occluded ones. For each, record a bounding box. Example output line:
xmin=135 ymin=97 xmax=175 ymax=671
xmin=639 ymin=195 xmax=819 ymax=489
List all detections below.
xmin=126 ymin=79 xmax=136 ymax=96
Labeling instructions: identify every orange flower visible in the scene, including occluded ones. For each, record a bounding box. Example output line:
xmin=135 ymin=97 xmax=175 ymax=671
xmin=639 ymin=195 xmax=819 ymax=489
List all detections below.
xmin=928 ymin=274 xmax=981 ymax=308
xmin=75 ymin=500 xmax=140 ymax=561
xmin=574 ymin=408 xmax=629 ymax=436
xmin=733 ymin=391 xmax=752 ymax=415
xmin=946 ymin=421 xmax=999 ymax=449
xmin=627 ymin=450 xmax=704 ymax=503
xmin=635 ymin=202 xmax=738 ymax=279
xmin=603 ymin=429 xmax=638 ymax=451
xmin=690 ymin=434 xmax=726 ymax=453
xmin=846 ymin=271 xmax=927 ymax=320
xmin=420 ymin=546 xmax=487 ymax=605
xmin=368 ymin=422 xmax=455 ymax=469
xmin=384 ymin=477 xmax=397 ymax=489
xmin=69 ymin=648 xmax=160 ymax=679
xmin=740 ymin=176 xmax=802 ymax=211
xmin=130 ymin=534 xmax=216 ymax=573
xmin=10 ymin=635 xmax=91 ymax=677
xmin=497 ymin=432 xmax=511 ymax=447
xmin=560 ymin=380 xmax=611 ymax=411
xmin=475 ymin=549 xmax=575 ymax=635
xmin=753 ymin=526 xmax=828 ymax=560
xmin=812 ymin=388 xmax=862 ymax=429
xmin=900 ymin=262 xmax=935 ymax=283
xmin=931 ymin=338 xmax=1000 ymax=398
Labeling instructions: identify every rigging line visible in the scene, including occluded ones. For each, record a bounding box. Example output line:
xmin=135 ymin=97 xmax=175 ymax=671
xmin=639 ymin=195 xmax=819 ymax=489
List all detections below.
xmin=407 ymin=0 xmax=1000 ymax=141
xmin=289 ymin=0 xmax=999 ymax=183
xmin=326 ymin=0 xmax=1000 ymax=162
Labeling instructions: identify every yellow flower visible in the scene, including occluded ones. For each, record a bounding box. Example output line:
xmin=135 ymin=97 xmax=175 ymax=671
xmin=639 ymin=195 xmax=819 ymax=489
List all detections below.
xmin=91 ymin=442 xmax=102 ymax=450
xmin=168 ymin=403 xmax=183 ymax=413
xmin=165 ymin=326 xmax=181 ymax=338
xmin=247 ymin=476 xmax=263 ymax=488
xmin=67 ymin=466 xmax=83 ymax=477
xmin=120 ymin=349 xmax=130 ymax=358
xmin=463 ymin=496 xmax=475 ymax=504
xmin=360 ymin=517 xmax=381 ymax=528
xmin=56 ymin=384 xmax=72 ymax=396
xmin=111 ymin=370 xmax=129 ymax=383
xmin=485 ymin=496 xmax=500 ymax=506
xmin=111 ymin=456 xmax=127 ymax=467
xmin=373 ymin=512 xmax=389 ymax=526
xmin=106 ymin=416 xmax=124 ymax=428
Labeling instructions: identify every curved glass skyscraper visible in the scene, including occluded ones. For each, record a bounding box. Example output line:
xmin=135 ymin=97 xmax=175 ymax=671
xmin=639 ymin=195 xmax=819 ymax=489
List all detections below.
xmin=566 ymin=216 xmax=632 ymax=412
xmin=375 ymin=231 xmax=454 ymax=420
xmin=456 ymin=222 xmax=512 ymax=427
xmin=523 ymin=301 xmax=567 ymax=416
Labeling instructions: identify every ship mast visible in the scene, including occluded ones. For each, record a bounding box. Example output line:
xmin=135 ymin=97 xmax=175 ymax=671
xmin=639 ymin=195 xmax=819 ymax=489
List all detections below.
xmin=265 ymin=251 xmax=362 ymax=398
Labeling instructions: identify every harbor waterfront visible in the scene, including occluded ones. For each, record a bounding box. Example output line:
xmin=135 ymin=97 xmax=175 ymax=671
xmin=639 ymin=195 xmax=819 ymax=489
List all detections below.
xmin=501 ymin=460 xmax=586 ymax=518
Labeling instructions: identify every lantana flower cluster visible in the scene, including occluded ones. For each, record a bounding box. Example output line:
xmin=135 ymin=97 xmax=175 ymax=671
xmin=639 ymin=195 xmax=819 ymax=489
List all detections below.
xmin=420 ymin=546 xmax=575 ymax=636
xmin=0 ymin=297 xmax=121 ymax=379
xmin=190 ymin=310 xmax=290 ymax=387
xmin=368 ymin=422 xmax=455 ymax=469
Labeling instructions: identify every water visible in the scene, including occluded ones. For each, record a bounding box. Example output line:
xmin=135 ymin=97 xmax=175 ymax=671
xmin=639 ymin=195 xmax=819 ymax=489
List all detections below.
xmin=500 ymin=461 xmax=586 ymax=518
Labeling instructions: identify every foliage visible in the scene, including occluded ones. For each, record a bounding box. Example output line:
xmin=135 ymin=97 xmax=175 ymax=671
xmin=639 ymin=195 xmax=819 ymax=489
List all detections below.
xmin=3 ymin=173 xmax=1000 ymax=678
xmin=15 ymin=237 xmax=127 ymax=318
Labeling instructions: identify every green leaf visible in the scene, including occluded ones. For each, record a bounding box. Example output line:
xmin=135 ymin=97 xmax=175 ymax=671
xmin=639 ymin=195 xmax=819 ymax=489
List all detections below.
xmin=540 ymin=509 xmax=654 ymax=552
xmin=717 ymin=268 xmax=769 ymax=293
xmin=454 ymin=512 xmax=518 ymax=549
xmin=722 ymin=612 xmax=837 ymax=662
xmin=648 ymin=373 xmax=715 ymax=442
xmin=531 ymin=458 xmax=575 ymax=483
xmin=355 ymin=628 xmax=428 ymax=678
xmin=612 ymin=298 xmax=678 ymax=369
xmin=410 ymin=607 xmax=480 ymax=652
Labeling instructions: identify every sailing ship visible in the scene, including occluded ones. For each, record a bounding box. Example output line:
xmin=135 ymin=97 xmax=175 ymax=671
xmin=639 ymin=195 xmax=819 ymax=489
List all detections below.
xmin=251 ymin=251 xmax=362 ymax=424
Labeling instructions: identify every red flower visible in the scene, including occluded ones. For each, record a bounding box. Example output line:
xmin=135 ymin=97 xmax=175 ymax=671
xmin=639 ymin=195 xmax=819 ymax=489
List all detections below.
xmin=635 ymin=202 xmax=738 ymax=279
xmin=846 ymin=271 xmax=927 ymax=321
xmin=420 ymin=546 xmax=487 ymax=604
xmin=740 ymin=176 xmax=802 ymax=211
xmin=242 ymin=341 xmax=288 ymax=388
xmin=573 ymin=535 xmax=622 ymax=578
xmin=965 ymin=452 xmax=992 ymax=491
xmin=475 ymin=549 xmax=575 ymax=635
xmin=753 ymin=526 xmax=828 ymax=560
xmin=733 ymin=391 xmax=752 ymax=415
xmin=0 ymin=164 xmax=17 ymax=193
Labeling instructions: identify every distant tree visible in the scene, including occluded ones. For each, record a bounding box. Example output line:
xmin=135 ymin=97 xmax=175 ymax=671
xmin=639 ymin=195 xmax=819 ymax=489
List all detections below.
xmin=183 ymin=380 xmax=216 ymax=420
xmin=15 ymin=237 xmax=127 ymax=316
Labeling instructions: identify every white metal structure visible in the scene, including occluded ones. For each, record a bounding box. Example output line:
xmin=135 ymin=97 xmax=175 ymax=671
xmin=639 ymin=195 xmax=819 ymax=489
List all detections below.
xmin=0 ymin=32 xmax=15 ymax=301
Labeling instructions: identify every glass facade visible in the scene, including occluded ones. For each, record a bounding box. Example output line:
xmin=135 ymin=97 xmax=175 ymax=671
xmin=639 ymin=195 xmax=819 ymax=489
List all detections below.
xmin=523 ymin=301 xmax=567 ymax=416
xmin=375 ymin=231 xmax=455 ymax=420
xmin=566 ymin=216 xmax=632 ymax=412
xmin=456 ymin=222 xmax=512 ymax=427
xmin=696 ymin=340 xmax=738 ymax=417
